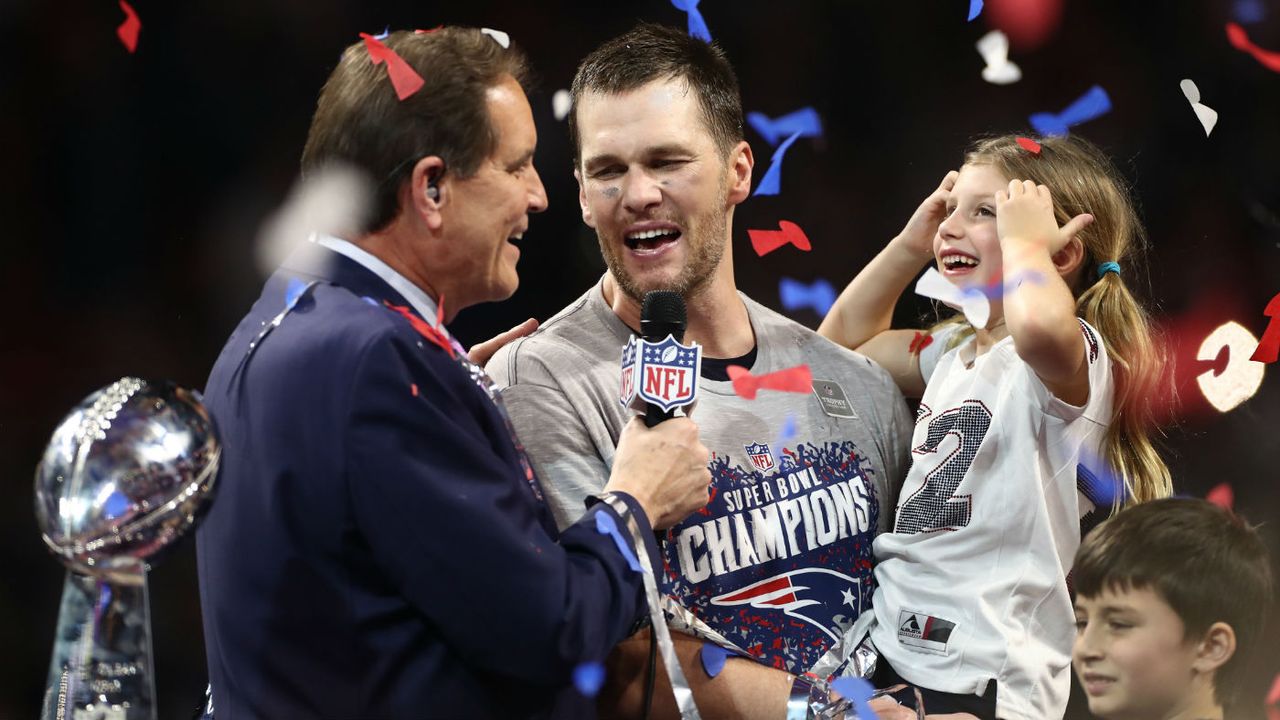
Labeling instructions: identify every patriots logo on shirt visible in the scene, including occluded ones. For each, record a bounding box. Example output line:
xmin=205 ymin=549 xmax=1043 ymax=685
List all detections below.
xmin=744 ymin=442 xmax=775 ymax=472
xmin=709 ymin=568 xmax=863 ymax=642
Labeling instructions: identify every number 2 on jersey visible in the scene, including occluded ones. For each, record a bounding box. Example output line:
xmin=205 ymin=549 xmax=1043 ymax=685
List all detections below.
xmin=895 ymin=400 xmax=992 ymax=534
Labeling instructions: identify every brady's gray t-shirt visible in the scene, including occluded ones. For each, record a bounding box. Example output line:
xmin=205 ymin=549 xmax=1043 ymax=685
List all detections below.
xmin=488 ymin=280 xmax=912 ymax=673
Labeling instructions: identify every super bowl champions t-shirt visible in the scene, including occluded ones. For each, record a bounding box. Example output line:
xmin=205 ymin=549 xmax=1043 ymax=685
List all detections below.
xmin=487 ymin=280 xmax=913 ymax=673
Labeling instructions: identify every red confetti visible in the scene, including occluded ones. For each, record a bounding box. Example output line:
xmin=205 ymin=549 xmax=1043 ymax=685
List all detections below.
xmin=360 ymin=33 xmax=426 ymax=100
xmin=747 ymin=220 xmax=811 ymax=257
xmin=116 ymin=1 xmax=141 ymax=53
xmin=1267 ymin=673 xmax=1280 ymax=705
xmin=415 ymin=25 xmax=444 ymax=34
xmin=1227 ymin=23 xmax=1280 ymax=73
xmin=1015 ymin=136 xmax=1042 ymax=154
xmin=410 ymin=383 xmax=419 ymax=396
xmin=726 ymin=364 xmax=813 ymax=400
xmin=1249 ymin=291 xmax=1280 ymax=363
xmin=909 ymin=331 xmax=934 ymax=355
xmin=384 ymin=301 xmax=456 ymax=359
xmin=1206 ymin=482 xmax=1234 ymax=510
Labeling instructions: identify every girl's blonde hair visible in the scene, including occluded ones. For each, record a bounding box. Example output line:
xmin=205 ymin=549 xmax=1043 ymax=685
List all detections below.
xmin=931 ymin=134 xmax=1173 ymax=505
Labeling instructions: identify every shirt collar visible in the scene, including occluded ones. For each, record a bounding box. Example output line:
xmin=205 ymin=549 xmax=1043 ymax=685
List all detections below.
xmin=311 ymin=233 xmax=449 ymax=336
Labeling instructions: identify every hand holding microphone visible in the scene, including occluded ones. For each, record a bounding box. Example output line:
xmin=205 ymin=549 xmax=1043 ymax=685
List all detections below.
xmin=605 ymin=291 xmax=710 ymax=529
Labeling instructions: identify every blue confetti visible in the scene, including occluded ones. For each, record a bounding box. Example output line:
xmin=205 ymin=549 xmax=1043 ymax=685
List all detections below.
xmin=670 ymin=0 xmax=712 ymax=42
xmin=1234 ymin=0 xmax=1266 ymax=24
xmin=746 ymin=107 xmax=823 ymax=147
xmin=1029 ymin=85 xmax=1111 ymax=137
xmin=831 ymin=676 xmax=876 ymax=720
xmin=779 ymin=277 xmax=837 ymax=316
xmin=752 ymin=131 xmax=802 ymax=197
xmin=595 ymin=511 xmax=643 ymax=573
xmin=573 ymin=661 xmax=606 ymax=697
xmin=777 ymin=413 xmax=798 ymax=444
xmin=361 ymin=296 xmax=380 ymax=306
xmin=102 ymin=491 xmax=131 ymax=520
xmin=700 ymin=642 xmax=729 ymax=678
xmin=373 ymin=26 xmax=391 ymax=41
xmin=1078 ymin=460 xmax=1125 ymax=509
xmin=968 ymin=0 xmax=984 ymax=21
xmin=285 ymin=278 xmax=308 ymax=310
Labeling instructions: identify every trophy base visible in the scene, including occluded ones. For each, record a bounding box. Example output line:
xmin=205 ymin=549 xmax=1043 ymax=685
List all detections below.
xmin=41 ymin=569 xmax=157 ymax=720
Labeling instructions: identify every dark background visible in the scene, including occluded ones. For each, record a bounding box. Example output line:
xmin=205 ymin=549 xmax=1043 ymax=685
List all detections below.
xmin=2 ymin=1 xmax=1278 ymax=717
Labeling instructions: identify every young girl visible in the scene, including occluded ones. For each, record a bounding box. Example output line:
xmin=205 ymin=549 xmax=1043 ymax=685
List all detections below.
xmin=818 ymin=134 xmax=1172 ymax=719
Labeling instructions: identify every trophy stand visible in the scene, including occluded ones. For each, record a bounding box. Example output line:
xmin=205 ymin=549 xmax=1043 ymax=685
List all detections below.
xmin=42 ymin=565 xmax=156 ymax=720
xmin=35 ymin=378 xmax=220 ymax=720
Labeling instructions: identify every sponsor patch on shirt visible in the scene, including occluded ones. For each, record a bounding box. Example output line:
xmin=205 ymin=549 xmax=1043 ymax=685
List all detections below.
xmin=897 ymin=609 xmax=956 ymax=656
xmin=812 ymin=380 xmax=857 ymax=418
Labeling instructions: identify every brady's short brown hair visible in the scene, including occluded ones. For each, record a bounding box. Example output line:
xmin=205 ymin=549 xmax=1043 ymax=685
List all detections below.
xmin=568 ymin=22 xmax=743 ymax=165
xmin=301 ymin=28 xmax=531 ymax=233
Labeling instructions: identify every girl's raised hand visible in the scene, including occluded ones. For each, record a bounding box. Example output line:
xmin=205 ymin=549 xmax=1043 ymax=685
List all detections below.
xmin=893 ymin=170 xmax=959 ymax=260
xmin=995 ymin=179 xmax=1092 ymax=253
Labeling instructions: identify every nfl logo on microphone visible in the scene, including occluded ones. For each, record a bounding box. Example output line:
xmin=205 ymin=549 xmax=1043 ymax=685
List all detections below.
xmin=620 ymin=335 xmax=702 ymax=413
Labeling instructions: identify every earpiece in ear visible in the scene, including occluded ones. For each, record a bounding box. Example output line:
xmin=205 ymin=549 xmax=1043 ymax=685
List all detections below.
xmin=426 ymin=184 xmax=439 ymax=201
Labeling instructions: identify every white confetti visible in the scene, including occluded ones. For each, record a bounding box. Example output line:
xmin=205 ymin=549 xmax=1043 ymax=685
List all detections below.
xmin=914 ymin=267 xmax=991 ymax=329
xmin=552 ymin=89 xmax=572 ymax=121
xmin=1196 ymin=322 xmax=1264 ymax=413
xmin=256 ymin=164 xmax=374 ymax=276
xmin=480 ymin=28 xmax=510 ymax=49
xmin=976 ymin=30 xmax=1021 ymax=85
xmin=1179 ymin=78 xmax=1218 ymax=136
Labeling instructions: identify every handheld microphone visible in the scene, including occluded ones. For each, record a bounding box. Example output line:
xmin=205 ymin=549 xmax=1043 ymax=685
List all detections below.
xmin=640 ymin=291 xmax=688 ymax=427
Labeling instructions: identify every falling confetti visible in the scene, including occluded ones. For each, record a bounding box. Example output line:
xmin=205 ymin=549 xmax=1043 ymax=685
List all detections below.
xmin=670 ymin=0 xmax=712 ymax=42
xmin=752 ymin=132 xmax=803 ymax=196
xmin=909 ymin=332 xmax=934 ymax=355
xmin=552 ymin=89 xmax=572 ymax=121
xmin=976 ymin=30 xmax=1021 ymax=84
xmin=1249 ymin=291 xmax=1280 ymax=363
xmin=968 ymin=0 xmax=985 ymax=22
xmin=1226 ymin=22 xmax=1280 ymax=73
xmin=116 ymin=1 xmax=141 ymax=53
xmin=1196 ymin=321 xmax=1265 ymax=413
xmin=915 ymin=267 xmax=991 ymax=329
xmin=1016 ymin=136 xmax=1042 ymax=154
xmin=1206 ymin=483 xmax=1234 ymax=509
xmin=573 ymin=662 xmax=606 ymax=697
xmin=748 ymin=220 xmax=811 ymax=257
xmin=746 ymin=107 xmax=823 ymax=147
xmin=1029 ymin=85 xmax=1111 ymax=136
xmin=779 ymin=277 xmax=836 ymax=315
xmin=1179 ymin=79 xmax=1219 ymax=136
xmin=726 ymin=365 xmax=813 ymax=400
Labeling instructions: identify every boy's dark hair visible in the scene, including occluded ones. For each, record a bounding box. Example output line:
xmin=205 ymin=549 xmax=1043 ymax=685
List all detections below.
xmin=301 ymin=28 xmax=531 ymax=234
xmin=1074 ymin=498 xmax=1274 ymax=708
xmin=568 ymin=22 xmax=743 ymax=164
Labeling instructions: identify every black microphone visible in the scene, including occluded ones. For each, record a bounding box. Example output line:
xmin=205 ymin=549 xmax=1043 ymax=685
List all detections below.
xmin=639 ymin=291 xmax=687 ymax=427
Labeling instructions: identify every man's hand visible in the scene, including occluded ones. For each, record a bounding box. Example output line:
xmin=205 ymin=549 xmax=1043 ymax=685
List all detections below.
xmin=470 ymin=317 xmax=538 ymax=367
xmin=605 ymin=416 xmax=710 ymax=529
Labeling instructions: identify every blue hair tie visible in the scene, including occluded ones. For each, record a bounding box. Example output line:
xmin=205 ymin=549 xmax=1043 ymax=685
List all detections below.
xmin=1097 ymin=261 xmax=1121 ymax=279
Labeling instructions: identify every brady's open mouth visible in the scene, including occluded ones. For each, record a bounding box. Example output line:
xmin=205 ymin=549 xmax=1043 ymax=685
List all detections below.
xmin=624 ymin=224 xmax=682 ymax=254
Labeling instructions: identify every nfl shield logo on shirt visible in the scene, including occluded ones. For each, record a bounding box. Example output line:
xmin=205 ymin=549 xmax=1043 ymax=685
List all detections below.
xmin=635 ymin=336 xmax=701 ymax=413
xmin=619 ymin=336 xmax=638 ymax=407
xmin=744 ymin=442 xmax=775 ymax=472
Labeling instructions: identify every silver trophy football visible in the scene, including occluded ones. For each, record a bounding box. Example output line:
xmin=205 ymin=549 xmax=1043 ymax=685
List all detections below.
xmin=35 ymin=378 xmax=220 ymax=720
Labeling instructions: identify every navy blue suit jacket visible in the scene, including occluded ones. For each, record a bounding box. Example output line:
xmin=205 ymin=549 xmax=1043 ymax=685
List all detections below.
xmin=197 ymin=245 xmax=659 ymax=718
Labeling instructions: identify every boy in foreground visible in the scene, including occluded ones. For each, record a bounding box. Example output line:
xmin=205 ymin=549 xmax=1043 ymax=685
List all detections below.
xmin=1072 ymin=498 xmax=1274 ymax=720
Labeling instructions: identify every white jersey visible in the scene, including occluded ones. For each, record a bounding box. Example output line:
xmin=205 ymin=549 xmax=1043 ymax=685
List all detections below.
xmin=870 ymin=319 xmax=1113 ymax=719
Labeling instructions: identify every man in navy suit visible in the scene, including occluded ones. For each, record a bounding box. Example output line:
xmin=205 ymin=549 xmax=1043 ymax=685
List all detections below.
xmin=196 ymin=27 xmax=712 ymax=719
